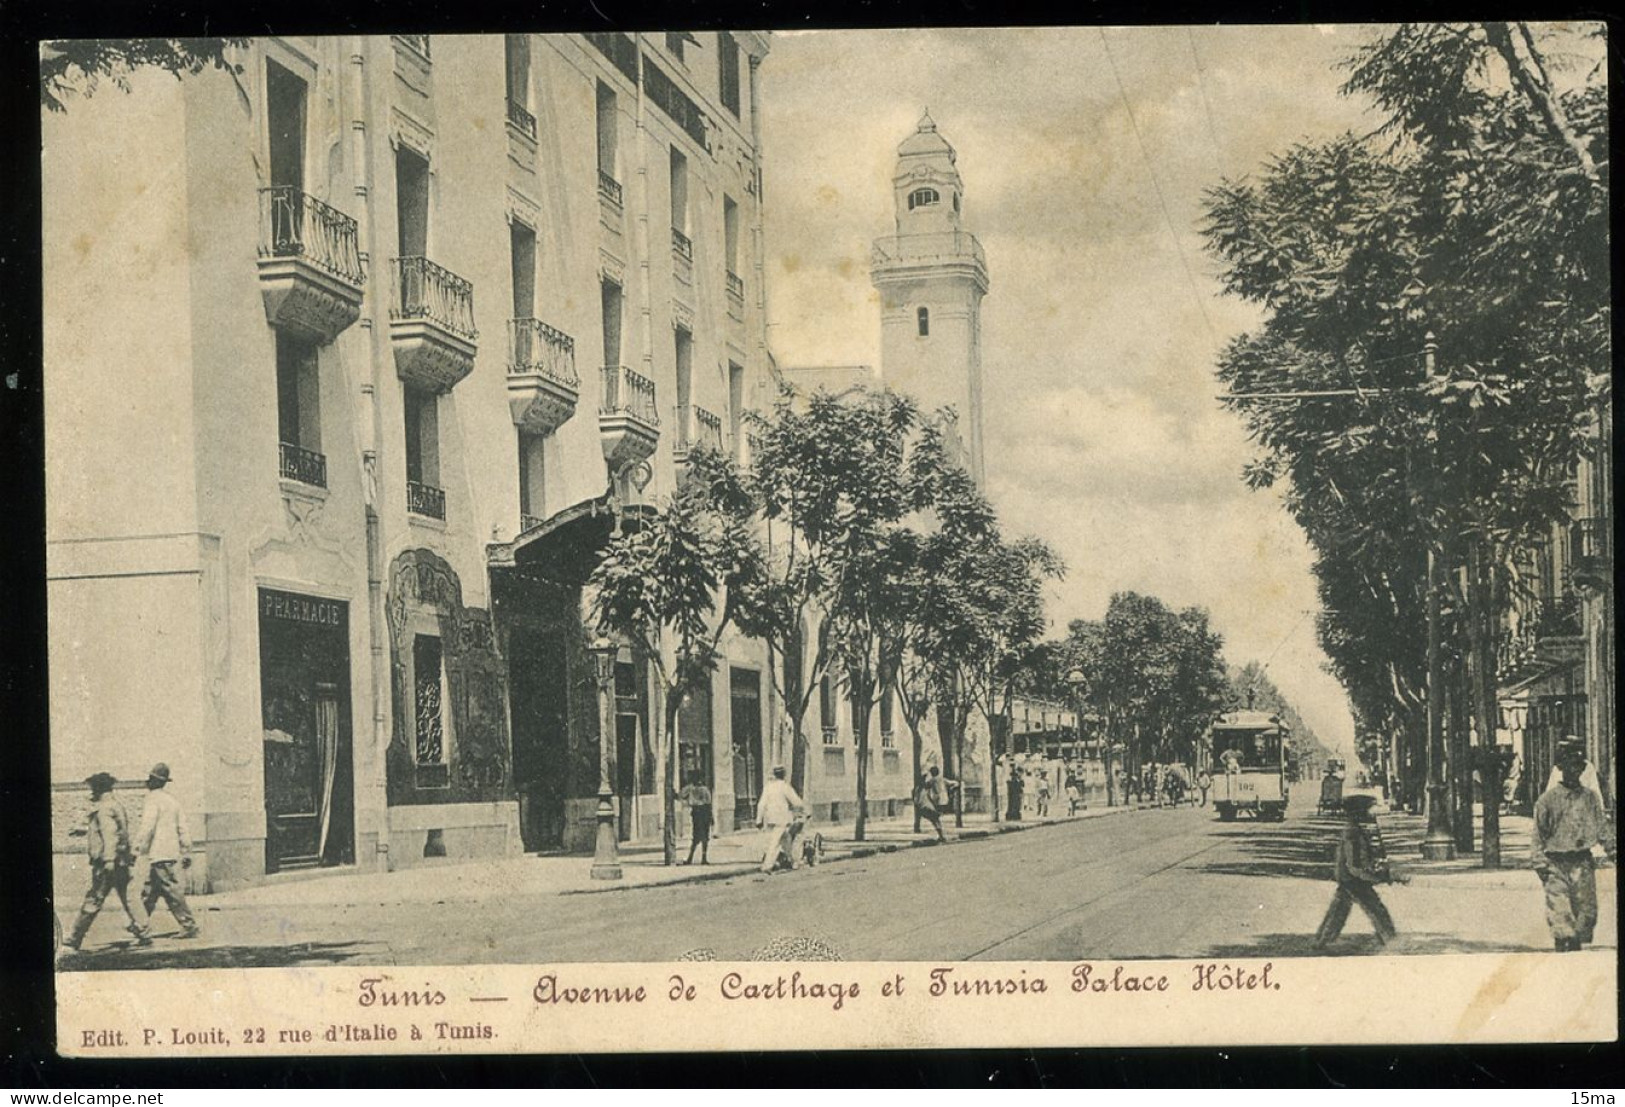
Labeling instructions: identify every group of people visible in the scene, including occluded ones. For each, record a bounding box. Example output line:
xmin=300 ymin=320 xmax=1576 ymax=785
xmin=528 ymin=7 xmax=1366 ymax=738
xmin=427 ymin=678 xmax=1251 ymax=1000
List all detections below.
xmin=1312 ymin=735 xmax=1610 ymax=954
xmin=1119 ymin=762 xmax=1200 ymax=808
xmin=63 ymin=762 xmax=200 ymax=953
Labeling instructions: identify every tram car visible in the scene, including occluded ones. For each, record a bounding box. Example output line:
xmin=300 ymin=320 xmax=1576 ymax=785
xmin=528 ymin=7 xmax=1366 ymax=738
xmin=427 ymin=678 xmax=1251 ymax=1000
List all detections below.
xmin=1209 ymin=710 xmax=1291 ymax=821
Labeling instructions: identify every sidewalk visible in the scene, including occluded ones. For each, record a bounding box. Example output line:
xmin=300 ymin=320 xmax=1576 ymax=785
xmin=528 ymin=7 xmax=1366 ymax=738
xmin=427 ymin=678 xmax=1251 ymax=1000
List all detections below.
xmin=1378 ymin=803 xmax=1615 ymax=888
xmin=196 ymin=802 xmax=1135 ymax=910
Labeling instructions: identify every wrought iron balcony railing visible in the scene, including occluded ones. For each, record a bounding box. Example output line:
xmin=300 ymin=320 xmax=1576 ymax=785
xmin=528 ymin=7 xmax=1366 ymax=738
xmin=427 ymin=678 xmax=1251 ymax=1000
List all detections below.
xmin=746 ymin=431 xmax=764 ymax=462
xmin=600 ymin=365 xmax=659 ymax=427
xmin=407 ymin=480 xmax=446 ymax=520
xmin=674 ymin=403 xmax=723 ymax=454
xmin=391 ymin=256 xmax=477 ymax=341
xmin=671 ymin=227 xmax=693 ymax=262
xmin=506 ymin=97 xmax=537 ymax=140
xmin=725 ymin=270 xmax=745 ymax=302
xmin=1535 ymin=594 xmax=1583 ymax=639
xmin=508 ymin=318 xmax=578 ymax=385
xmin=1574 ymin=516 xmax=1611 ymax=563
xmin=520 ymin=513 xmax=545 ymax=534
xmin=396 ymin=35 xmax=431 ymax=59
xmin=259 ymin=187 xmax=365 ymax=288
xmin=279 ymin=442 xmax=327 ymax=488
xmin=597 ymin=170 xmax=623 ymax=208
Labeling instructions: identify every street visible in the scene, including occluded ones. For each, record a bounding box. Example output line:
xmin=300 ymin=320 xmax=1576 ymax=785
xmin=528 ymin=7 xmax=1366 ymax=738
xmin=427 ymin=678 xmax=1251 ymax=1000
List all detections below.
xmin=59 ymin=792 xmax=1613 ymax=970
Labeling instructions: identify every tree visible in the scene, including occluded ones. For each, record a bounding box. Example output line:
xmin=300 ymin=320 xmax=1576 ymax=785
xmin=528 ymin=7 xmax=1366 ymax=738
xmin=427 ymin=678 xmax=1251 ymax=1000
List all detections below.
xmin=588 ymin=447 xmax=764 ymax=864
xmin=41 ymin=39 xmax=247 ymax=114
xmin=1201 ymin=23 xmax=1607 ymax=845
xmin=740 ymin=386 xmax=918 ymax=837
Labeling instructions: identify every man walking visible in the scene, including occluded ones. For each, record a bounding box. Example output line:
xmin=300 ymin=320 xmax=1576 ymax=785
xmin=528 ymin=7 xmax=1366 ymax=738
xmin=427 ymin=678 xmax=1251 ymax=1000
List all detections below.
xmin=1532 ymin=736 xmax=1610 ymax=952
xmin=1313 ymin=794 xmax=1399 ymax=949
xmin=135 ymin=763 xmax=199 ymax=938
xmin=677 ymin=775 xmax=713 ymax=865
xmin=755 ymin=766 xmax=805 ymax=873
xmin=63 ymin=773 xmax=151 ymax=951
xmin=915 ymin=765 xmax=959 ymax=843
xmin=1196 ymin=769 xmax=1212 ymax=808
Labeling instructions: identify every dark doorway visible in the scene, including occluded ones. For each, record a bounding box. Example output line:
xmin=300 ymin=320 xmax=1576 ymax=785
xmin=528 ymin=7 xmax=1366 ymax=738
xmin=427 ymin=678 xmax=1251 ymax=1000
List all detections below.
xmin=508 ymin=626 xmax=569 ymax=851
xmin=730 ymin=666 xmax=762 ymax=825
xmin=257 ymin=589 xmax=355 ymax=872
xmin=266 ymin=60 xmax=306 ymax=192
xmin=395 ymin=146 xmax=430 ymax=258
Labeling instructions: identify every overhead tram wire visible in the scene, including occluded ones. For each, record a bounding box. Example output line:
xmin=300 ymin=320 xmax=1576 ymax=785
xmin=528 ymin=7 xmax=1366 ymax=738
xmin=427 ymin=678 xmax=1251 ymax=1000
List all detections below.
xmin=1097 ymin=27 xmax=1221 ymax=346
xmin=1185 ymin=26 xmax=1229 ymax=181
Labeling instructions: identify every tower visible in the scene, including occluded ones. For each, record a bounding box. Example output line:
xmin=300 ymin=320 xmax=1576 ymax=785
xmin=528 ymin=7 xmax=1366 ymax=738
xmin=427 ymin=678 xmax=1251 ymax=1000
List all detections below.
xmin=870 ymin=110 xmax=990 ymax=485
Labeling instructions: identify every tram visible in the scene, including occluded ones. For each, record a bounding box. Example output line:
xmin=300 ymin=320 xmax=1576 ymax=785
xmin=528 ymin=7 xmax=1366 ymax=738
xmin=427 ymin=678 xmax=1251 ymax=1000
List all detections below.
xmin=1209 ymin=710 xmax=1291 ymax=821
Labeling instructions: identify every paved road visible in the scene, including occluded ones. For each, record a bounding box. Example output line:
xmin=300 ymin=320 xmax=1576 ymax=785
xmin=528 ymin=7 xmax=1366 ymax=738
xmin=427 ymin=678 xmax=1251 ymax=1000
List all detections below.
xmin=61 ymin=795 xmax=1610 ymax=969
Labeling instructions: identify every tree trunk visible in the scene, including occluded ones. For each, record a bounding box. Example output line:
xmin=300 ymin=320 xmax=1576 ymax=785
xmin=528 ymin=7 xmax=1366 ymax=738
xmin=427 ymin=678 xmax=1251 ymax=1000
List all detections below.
xmin=910 ymin=716 xmax=923 ymax=832
xmin=662 ymin=693 xmax=680 ymax=866
xmin=1447 ymin=642 xmax=1475 ymax=854
xmin=1470 ymin=539 xmax=1504 ymax=867
xmin=782 ymin=634 xmax=809 ymax=798
xmin=853 ymin=677 xmax=874 ymax=842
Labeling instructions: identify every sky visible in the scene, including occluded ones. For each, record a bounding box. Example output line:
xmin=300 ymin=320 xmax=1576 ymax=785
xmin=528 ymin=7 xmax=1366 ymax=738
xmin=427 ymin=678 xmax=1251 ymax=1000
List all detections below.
xmin=759 ymin=25 xmax=1391 ymax=761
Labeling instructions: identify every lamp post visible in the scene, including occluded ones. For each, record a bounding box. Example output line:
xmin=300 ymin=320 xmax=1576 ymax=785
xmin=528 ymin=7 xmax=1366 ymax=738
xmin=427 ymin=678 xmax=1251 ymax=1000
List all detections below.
xmin=1066 ymin=669 xmax=1104 ymax=808
xmin=589 ymin=636 xmax=623 ymax=880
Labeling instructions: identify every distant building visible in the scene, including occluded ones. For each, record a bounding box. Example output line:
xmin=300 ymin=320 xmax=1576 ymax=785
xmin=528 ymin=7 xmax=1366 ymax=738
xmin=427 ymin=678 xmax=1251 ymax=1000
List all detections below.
xmin=45 ymin=32 xmax=778 ymax=891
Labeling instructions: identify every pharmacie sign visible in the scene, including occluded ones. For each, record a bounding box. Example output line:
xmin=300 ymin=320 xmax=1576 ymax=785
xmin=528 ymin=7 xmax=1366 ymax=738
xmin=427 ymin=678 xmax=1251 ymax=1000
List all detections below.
xmin=260 ymin=588 xmax=347 ymax=630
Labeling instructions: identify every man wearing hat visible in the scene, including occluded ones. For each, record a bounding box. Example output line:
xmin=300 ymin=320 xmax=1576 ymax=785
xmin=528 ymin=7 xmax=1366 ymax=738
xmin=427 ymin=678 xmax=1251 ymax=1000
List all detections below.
xmin=754 ymin=766 xmax=806 ymax=873
xmin=1313 ymin=793 xmax=1399 ymax=949
xmin=1531 ymin=737 xmax=1610 ymax=952
xmin=134 ymin=762 xmax=199 ymax=938
xmin=63 ymin=773 xmax=151 ymax=951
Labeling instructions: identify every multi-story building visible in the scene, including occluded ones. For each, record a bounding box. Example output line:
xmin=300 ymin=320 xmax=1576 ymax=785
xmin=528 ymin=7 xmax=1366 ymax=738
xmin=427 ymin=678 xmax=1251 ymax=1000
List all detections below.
xmin=45 ymin=31 xmax=779 ymax=892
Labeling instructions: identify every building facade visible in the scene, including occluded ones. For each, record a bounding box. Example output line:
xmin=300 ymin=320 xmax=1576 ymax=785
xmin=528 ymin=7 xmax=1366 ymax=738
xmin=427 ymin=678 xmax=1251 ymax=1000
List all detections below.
xmin=46 ymin=31 xmax=780 ymax=891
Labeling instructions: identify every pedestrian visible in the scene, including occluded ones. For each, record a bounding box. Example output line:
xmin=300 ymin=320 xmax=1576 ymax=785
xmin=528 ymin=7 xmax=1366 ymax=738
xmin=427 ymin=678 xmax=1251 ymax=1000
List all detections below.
xmin=135 ymin=763 xmax=199 ymax=938
xmin=1532 ymin=737 xmax=1611 ymax=952
xmin=914 ymin=765 xmax=959 ymax=843
xmin=1035 ymin=771 xmax=1051 ymax=817
xmin=1313 ymin=794 xmax=1400 ymax=950
xmin=1501 ymin=754 xmax=1522 ymax=815
xmin=755 ymin=766 xmax=806 ymax=873
xmin=1065 ymin=772 xmax=1082 ymax=816
xmin=677 ymin=775 xmax=713 ymax=865
xmin=1005 ymin=763 xmax=1024 ymax=821
xmin=63 ymin=773 xmax=151 ymax=951
xmin=1196 ymin=769 xmax=1212 ymax=808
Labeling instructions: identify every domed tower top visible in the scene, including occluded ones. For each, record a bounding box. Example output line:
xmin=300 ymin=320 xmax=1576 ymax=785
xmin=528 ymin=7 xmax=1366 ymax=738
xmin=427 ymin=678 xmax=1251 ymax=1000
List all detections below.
xmin=893 ymin=109 xmax=964 ymax=235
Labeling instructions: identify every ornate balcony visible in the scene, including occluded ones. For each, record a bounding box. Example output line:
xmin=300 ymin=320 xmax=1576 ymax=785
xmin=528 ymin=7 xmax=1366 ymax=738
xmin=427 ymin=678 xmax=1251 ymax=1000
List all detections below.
xmin=598 ymin=170 xmax=623 ymax=209
xmin=1535 ymin=594 xmax=1583 ymax=640
xmin=507 ymin=318 xmax=579 ymax=435
xmin=395 ymin=34 xmax=431 ymax=60
xmin=279 ymin=442 xmax=327 ymax=489
xmin=390 ymin=256 xmax=477 ymax=393
xmin=507 ymin=97 xmax=537 ymax=140
xmin=599 ymin=365 xmax=659 ymax=467
xmin=725 ymin=270 xmax=745 ymax=321
xmin=673 ymin=403 xmax=723 ymax=465
xmin=671 ymin=227 xmax=693 ymax=262
xmin=257 ymin=187 xmax=366 ymax=345
xmin=407 ymin=480 xmax=446 ymax=520
xmin=520 ymin=513 xmax=545 ymax=534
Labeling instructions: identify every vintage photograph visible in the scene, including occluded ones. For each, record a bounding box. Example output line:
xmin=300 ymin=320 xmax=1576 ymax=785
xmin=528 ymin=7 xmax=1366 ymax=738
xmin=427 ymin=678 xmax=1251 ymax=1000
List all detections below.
xmin=40 ymin=23 xmax=1613 ymax=1046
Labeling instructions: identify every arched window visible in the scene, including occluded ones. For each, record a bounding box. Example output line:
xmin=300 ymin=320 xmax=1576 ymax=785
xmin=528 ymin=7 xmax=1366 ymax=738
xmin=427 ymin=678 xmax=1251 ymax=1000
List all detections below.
xmin=917 ymin=307 xmax=930 ymax=337
xmin=907 ymin=187 xmax=939 ymax=211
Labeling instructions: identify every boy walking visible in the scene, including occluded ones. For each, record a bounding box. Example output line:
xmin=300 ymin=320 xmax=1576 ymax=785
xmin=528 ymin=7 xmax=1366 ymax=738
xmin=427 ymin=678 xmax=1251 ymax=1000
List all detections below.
xmin=1313 ymin=794 xmax=1400 ymax=949
xmin=64 ymin=773 xmax=151 ymax=951
xmin=915 ymin=766 xmax=959 ymax=843
xmin=677 ymin=776 xmax=713 ymax=865
xmin=1532 ymin=736 xmax=1610 ymax=952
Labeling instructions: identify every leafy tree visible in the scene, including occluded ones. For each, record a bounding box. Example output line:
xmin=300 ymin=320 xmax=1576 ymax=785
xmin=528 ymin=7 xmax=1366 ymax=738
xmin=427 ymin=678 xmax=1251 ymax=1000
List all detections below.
xmin=588 ymin=447 xmax=764 ymax=864
xmin=1201 ymin=22 xmax=1607 ymax=829
xmin=41 ymin=39 xmax=247 ymax=114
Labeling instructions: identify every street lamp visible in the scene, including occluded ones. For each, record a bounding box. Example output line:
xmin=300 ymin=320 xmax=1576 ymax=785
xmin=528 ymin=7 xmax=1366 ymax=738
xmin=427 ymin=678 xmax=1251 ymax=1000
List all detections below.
xmin=589 ymin=636 xmax=623 ymax=880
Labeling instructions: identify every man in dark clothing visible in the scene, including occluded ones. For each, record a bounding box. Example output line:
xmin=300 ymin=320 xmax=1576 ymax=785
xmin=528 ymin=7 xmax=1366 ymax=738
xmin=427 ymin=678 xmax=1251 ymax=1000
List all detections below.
xmin=677 ymin=777 xmax=713 ymax=865
xmin=1313 ymin=794 xmax=1400 ymax=949
xmin=64 ymin=773 xmax=151 ymax=951
xmin=1006 ymin=764 xmax=1024 ymax=821
xmin=1533 ymin=736 xmax=1610 ymax=951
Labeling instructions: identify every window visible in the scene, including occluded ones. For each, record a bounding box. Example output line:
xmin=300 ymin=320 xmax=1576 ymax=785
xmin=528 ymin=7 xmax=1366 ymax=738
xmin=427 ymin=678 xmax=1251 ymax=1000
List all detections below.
xmin=595 ymin=82 xmax=618 ymax=180
xmin=675 ymin=327 xmax=693 ymax=411
xmin=728 ymin=361 xmax=745 ymax=458
xmin=917 ymin=307 xmax=930 ymax=337
xmin=600 ymin=279 xmax=623 ymax=367
xmin=820 ymin=675 xmax=838 ymax=744
xmin=504 ymin=35 xmax=531 ymax=121
xmin=518 ymin=432 xmax=544 ymax=522
xmin=908 ymin=187 xmax=940 ymax=211
xmin=266 ymin=61 xmax=307 ymax=192
xmin=404 ymin=385 xmax=441 ymax=513
xmin=669 ymin=147 xmax=689 ymax=233
xmin=395 ymin=146 xmax=429 ymax=258
xmin=276 ymin=332 xmax=324 ymax=487
xmin=879 ymin=686 xmax=894 ymax=741
xmin=722 ymin=195 xmax=740 ymax=276
xmin=413 ymin=635 xmax=445 ymax=765
xmin=665 ymin=31 xmax=687 ymax=64
xmin=717 ymin=32 xmax=740 ymax=117
xmin=510 ymin=220 xmax=536 ymax=319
